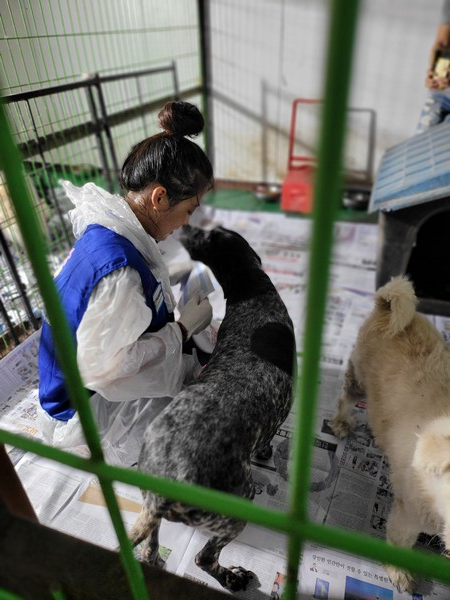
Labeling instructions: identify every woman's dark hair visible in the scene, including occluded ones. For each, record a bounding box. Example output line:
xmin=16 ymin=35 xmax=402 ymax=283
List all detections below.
xmin=119 ymin=101 xmax=214 ymax=204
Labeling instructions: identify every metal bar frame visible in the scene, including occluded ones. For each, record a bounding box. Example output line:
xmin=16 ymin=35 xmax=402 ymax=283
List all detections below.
xmin=0 ymin=61 xmax=201 ymax=356
xmin=2 ymin=65 xmax=178 ymax=103
xmin=0 ymin=226 xmax=39 ymax=331
xmin=22 ymin=99 xmax=73 ymax=245
xmin=2 ymin=64 xmax=188 ymax=161
xmin=197 ymin=0 xmax=214 ymax=166
xmin=0 ymin=295 xmax=20 ymax=347
xmin=84 ymin=81 xmax=113 ymax=192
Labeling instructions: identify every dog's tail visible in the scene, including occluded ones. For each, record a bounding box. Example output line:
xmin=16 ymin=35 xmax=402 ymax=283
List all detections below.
xmin=373 ymin=276 xmax=417 ymax=337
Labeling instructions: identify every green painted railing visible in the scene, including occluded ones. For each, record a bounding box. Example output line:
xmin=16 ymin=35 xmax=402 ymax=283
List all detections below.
xmin=1 ymin=1 xmax=450 ymax=599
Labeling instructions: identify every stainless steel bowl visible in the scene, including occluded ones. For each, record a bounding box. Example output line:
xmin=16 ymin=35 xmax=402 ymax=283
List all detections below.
xmin=254 ymin=183 xmax=281 ymax=202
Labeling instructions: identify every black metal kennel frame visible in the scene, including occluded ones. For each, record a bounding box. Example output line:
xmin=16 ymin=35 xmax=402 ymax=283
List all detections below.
xmin=0 ymin=62 xmax=201 ymax=356
xmin=1 ymin=1 xmax=450 ymax=599
xmin=3 ymin=63 xmax=183 ymax=191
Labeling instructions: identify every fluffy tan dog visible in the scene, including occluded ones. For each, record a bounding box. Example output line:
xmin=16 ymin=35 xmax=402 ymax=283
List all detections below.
xmin=331 ymin=276 xmax=450 ymax=593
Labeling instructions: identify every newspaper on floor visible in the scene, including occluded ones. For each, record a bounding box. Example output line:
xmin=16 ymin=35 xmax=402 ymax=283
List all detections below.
xmin=175 ymin=528 xmax=287 ymax=599
xmin=2 ymin=205 xmax=450 ymax=598
xmin=0 ymin=330 xmax=42 ymax=439
xmin=12 ymin=450 xmax=195 ymax=574
xmin=298 ymin=541 xmax=450 ymax=600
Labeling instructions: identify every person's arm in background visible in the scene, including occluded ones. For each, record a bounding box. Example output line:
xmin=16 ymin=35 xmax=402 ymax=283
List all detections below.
xmin=0 ymin=444 xmax=38 ymax=521
xmin=426 ymin=0 xmax=450 ymax=89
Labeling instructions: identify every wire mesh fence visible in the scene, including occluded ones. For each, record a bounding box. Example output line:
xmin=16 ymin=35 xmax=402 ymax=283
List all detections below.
xmin=0 ymin=0 xmax=203 ymax=356
xmin=0 ymin=64 xmax=186 ymax=356
xmin=2 ymin=1 xmax=450 ymax=599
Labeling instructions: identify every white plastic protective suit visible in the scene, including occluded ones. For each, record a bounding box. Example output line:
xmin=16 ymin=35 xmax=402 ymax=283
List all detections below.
xmin=38 ymin=181 xmax=201 ymax=459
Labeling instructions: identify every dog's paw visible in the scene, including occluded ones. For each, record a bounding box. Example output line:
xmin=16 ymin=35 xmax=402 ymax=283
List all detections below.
xmin=331 ymin=415 xmax=356 ymax=439
xmin=255 ymin=444 xmax=273 ymax=461
xmin=133 ymin=542 xmax=165 ymax=567
xmin=384 ymin=564 xmax=416 ymax=594
xmin=224 ymin=566 xmax=254 ymax=592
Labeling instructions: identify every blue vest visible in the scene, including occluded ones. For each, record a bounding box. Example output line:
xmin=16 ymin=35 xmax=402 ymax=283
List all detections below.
xmin=38 ymin=224 xmax=172 ymax=421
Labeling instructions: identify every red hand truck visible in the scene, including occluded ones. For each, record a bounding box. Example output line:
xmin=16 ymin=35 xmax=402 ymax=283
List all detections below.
xmin=281 ymin=98 xmax=375 ymax=213
xmin=281 ymin=98 xmax=320 ymax=214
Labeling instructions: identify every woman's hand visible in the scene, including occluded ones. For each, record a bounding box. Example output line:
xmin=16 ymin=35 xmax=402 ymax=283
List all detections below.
xmin=177 ymin=293 xmax=213 ymax=340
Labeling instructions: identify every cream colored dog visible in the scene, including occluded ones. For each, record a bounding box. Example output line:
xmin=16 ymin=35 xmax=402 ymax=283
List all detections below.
xmin=331 ymin=276 xmax=450 ymax=593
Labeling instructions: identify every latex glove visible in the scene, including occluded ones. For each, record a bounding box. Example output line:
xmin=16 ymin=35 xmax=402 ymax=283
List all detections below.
xmin=168 ymin=260 xmax=193 ymax=286
xmin=177 ymin=293 xmax=213 ymax=340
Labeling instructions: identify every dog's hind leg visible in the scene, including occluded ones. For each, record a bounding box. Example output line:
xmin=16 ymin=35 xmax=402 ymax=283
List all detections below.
xmin=195 ymin=520 xmax=253 ymax=591
xmin=384 ymin=496 xmax=420 ymax=593
xmin=128 ymin=500 xmax=164 ymax=567
xmin=141 ymin=519 xmax=164 ymax=567
xmin=331 ymin=357 xmax=365 ymax=439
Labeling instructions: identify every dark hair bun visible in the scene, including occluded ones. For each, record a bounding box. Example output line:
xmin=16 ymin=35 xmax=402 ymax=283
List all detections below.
xmin=158 ymin=101 xmax=204 ymax=138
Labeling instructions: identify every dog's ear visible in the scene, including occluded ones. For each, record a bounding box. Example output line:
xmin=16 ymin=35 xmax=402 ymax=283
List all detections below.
xmin=413 ymin=420 xmax=450 ymax=476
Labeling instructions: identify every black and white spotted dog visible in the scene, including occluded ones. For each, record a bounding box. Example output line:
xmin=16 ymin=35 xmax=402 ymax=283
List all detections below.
xmin=129 ymin=225 xmax=296 ymax=592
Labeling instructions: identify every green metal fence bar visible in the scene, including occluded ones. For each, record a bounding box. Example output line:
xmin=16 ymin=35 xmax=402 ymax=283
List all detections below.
xmin=292 ymin=0 xmax=361 ymax=525
xmin=0 ymin=98 xmax=148 ymax=600
xmin=0 ymin=428 xmax=291 ymax=531
xmin=50 ymin=590 xmax=68 ymax=600
xmin=0 ymin=591 xmax=26 ymax=600
xmin=284 ymin=0 xmax=362 ymax=597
